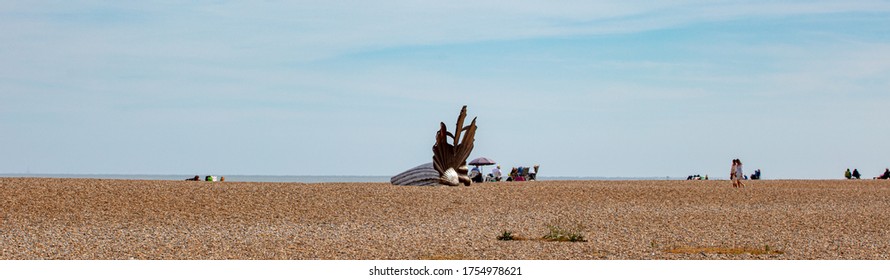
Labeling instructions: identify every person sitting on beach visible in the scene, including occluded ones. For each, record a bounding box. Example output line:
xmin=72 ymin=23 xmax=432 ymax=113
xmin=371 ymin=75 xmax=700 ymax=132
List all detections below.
xmin=491 ymin=165 xmax=502 ymax=182
xmin=845 ymin=168 xmax=852 ymax=180
xmin=186 ymin=175 xmax=200 ymax=181
xmin=750 ymin=169 xmax=761 ymax=180
xmin=470 ymin=166 xmax=483 ymax=183
xmin=506 ymin=167 xmax=517 ymax=181
xmin=877 ymin=168 xmax=890 ymax=180
xmin=513 ymin=167 xmax=526 ymax=181
xmin=529 ymin=165 xmax=538 ymax=181
xmin=852 ymin=169 xmax=861 ymax=180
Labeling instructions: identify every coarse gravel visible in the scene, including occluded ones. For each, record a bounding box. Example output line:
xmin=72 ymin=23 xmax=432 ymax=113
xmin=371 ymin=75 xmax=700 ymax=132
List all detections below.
xmin=1 ymin=178 xmax=889 ymax=259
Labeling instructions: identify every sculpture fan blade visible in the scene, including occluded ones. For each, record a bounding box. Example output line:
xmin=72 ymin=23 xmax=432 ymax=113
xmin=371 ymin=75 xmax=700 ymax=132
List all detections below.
xmin=400 ymin=105 xmax=477 ymax=186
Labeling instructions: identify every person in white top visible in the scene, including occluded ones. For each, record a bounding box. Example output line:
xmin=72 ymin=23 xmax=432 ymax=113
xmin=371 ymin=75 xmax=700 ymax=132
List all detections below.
xmin=491 ymin=165 xmax=502 ymax=182
xmin=731 ymin=159 xmax=745 ymax=188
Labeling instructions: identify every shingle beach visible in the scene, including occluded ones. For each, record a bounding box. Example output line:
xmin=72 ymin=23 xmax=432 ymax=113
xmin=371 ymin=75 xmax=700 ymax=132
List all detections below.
xmin=2 ymin=178 xmax=889 ymax=259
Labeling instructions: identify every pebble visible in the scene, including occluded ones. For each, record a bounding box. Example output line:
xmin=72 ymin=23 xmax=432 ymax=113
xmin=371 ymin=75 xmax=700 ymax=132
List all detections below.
xmin=1 ymin=178 xmax=889 ymax=259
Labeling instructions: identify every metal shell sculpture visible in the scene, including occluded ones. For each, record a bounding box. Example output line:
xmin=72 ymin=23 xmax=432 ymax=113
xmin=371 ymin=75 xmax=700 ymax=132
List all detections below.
xmin=391 ymin=106 xmax=477 ymax=186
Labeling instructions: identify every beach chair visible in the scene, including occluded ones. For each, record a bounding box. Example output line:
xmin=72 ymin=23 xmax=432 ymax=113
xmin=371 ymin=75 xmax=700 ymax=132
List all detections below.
xmin=485 ymin=174 xmax=497 ymax=182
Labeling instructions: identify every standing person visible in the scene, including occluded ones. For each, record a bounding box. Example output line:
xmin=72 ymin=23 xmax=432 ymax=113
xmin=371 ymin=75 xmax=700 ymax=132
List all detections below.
xmin=730 ymin=159 xmax=738 ymax=187
xmin=845 ymin=168 xmax=852 ymax=179
xmin=735 ymin=159 xmax=746 ymax=188
xmin=852 ymin=169 xmax=861 ymax=179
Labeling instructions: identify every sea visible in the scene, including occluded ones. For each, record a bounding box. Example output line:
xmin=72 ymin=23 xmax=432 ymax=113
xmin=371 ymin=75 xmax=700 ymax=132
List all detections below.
xmin=0 ymin=174 xmax=678 ymax=183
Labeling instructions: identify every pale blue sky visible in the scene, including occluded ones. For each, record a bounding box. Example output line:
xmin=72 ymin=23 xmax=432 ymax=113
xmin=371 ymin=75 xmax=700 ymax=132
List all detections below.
xmin=2 ymin=1 xmax=889 ymax=179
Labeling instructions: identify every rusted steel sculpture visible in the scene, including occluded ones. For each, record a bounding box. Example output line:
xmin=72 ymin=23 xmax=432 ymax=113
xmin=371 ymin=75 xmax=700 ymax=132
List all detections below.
xmin=391 ymin=106 xmax=477 ymax=186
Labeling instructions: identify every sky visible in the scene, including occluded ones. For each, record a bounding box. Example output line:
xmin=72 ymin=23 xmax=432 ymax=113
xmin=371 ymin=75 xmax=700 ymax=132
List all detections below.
xmin=1 ymin=1 xmax=889 ymax=179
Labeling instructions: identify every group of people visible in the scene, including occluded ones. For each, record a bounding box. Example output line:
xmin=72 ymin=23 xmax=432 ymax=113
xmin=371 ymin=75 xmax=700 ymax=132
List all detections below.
xmin=844 ymin=168 xmax=862 ymax=179
xmin=749 ymin=169 xmax=762 ymax=180
xmin=846 ymin=168 xmax=890 ymax=180
xmin=185 ymin=175 xmax=224 ymax=182
xmin=730 ymin=159 xmax=745 ymax=188
xmin=470 ymin=165 xmax=538 ymax=183
xmin=689 ymin=168 xmax=759 ymax=181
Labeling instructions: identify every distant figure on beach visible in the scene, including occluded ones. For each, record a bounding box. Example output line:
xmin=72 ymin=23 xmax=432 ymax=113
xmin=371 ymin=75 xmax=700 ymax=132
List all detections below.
xmin=529 ymin=165 xmax=538 ymax=181
xmin=186 ymin=175 xmax=200 ymax=181
xmin=470 ymin=166 xmax=483 ymax=183
xmin=731 ymin=159 xmax=745 ymax=188
xmin=852 ymin=169 xmax=861 ymax=180
xmin=737 ymin=160 xmax=746 ymax=187
xmin=876 ymin=168 xmax=890 ymax=180
xmin=730 ymin=160 xmax=736 ymax=186
xmin=750 ymin=169 xmax=761 ymax=180
xmin=845 ymin=168 xmax=852 ymax=179
xmin=491 ymin=165 xmax=502 ymax=182
xmin=511 ymin=167 xmax=526 ymax=181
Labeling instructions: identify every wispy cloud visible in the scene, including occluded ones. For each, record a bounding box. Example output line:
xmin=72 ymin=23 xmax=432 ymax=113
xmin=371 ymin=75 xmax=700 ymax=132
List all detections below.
xmin=7 ymin=1 xmax=888 ymax=62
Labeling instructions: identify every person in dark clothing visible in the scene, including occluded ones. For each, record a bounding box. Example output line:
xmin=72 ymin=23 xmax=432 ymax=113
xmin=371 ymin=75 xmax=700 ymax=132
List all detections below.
xmin=852 ymin=169 xmax=861 ymax=179
xmin=750 ymin=169 xmax=761 ymax=180
xmin=877 ymin=168 xmax=890 ymax=180
xmin=471 ymin=172 xmax=483 ymax=183
xmin=470 ymin=166 xmax=483 ymax=183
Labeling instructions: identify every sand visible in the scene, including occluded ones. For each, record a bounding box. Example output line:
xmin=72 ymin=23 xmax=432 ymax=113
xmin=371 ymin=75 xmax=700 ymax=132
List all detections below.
xmin=1 ymin=178 xmax=889 ymax=260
